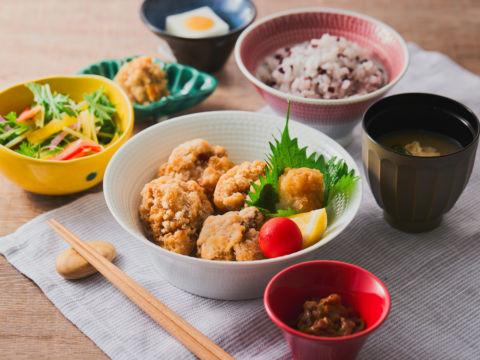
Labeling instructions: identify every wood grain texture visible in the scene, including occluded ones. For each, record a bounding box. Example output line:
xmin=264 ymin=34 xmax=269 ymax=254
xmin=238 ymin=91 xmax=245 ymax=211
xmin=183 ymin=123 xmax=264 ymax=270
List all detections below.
xmin=0 ymin=0 xmax=479 ymax=358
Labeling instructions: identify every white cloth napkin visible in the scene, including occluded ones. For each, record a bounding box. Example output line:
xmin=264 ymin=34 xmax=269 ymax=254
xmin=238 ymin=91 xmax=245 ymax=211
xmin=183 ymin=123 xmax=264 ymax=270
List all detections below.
xmin=1 ymin=43 xmax=480 ymax=360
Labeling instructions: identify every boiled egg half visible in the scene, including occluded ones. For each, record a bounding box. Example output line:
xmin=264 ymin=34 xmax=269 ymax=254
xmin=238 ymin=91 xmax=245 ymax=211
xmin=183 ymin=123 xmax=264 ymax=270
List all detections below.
xmin=166 ymin=6 xmax=229 ymax=38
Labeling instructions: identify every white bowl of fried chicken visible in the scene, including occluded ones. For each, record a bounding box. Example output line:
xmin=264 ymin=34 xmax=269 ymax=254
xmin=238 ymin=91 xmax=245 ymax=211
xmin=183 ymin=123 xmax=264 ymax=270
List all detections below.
xmin=103 ymin=111 xmax=361 ymax=300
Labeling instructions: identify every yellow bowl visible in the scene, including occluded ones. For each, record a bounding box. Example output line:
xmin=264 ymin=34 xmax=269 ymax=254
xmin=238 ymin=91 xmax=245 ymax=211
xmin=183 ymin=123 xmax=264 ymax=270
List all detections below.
xmin=0 ymin=75 xmax=134 ymax=195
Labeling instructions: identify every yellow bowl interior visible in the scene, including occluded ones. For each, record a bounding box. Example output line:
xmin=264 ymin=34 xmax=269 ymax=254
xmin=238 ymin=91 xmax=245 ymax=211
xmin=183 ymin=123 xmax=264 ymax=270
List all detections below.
xmin=0 ymin=75 xmax=133 ymax=195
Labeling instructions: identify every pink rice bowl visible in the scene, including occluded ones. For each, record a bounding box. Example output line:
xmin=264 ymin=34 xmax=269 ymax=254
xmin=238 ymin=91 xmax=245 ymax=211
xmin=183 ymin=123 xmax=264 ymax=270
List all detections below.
xmin=235 ymin=8 xmax=409 ymax=146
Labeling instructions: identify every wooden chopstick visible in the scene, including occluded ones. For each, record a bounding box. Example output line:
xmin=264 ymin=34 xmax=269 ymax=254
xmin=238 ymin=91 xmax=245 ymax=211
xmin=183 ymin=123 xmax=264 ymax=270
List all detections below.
xmin=47 ymin=218 xmax=234 ymax=360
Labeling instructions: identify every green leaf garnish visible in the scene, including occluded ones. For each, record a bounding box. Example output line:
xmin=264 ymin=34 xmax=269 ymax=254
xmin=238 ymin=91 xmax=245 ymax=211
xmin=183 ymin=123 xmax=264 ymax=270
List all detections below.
xmin=246 ymin=102 xmax=358 ymax=218
xmin=26 ymin=83 xmax=76 ymax=121
xmin=5 ymin=111 xmax=17 ymax=122
xmin=15 ymin=142 xmax=41 ymax=158
xmin=327 ymin=173 xmax=358 ymax=206
xmin=83 ymin=86 xmax=116 ymax=124
xmin=268 ymin=207 xmax=298 ymax=218
xmin=391 ymin=144 xmax=411 ymax=155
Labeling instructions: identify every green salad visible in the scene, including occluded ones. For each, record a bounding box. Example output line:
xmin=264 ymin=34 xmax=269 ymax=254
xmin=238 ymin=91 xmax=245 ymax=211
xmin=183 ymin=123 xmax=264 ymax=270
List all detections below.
xmin=0 ymin=83 xmax=120 ymax=160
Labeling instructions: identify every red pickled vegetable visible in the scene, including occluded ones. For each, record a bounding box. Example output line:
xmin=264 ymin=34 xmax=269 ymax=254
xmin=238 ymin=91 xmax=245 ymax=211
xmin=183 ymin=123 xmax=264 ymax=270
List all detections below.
xmin=70 ymin=147 xmax=91 ymax=159
xmin=49 ymin=139 xmax=103 ymax=161
xmin=16 ymin=105 xmax=42 ymax=123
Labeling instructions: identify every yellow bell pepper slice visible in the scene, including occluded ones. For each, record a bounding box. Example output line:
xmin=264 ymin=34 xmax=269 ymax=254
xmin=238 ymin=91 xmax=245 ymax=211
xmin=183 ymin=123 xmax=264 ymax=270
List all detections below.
xmin=79 ymin=109 xmax=99 ymax=142
xmin=79 ymin=110 xmax=91 ymax=139
xmin=27 ymin=114 xmax=77 ymax=144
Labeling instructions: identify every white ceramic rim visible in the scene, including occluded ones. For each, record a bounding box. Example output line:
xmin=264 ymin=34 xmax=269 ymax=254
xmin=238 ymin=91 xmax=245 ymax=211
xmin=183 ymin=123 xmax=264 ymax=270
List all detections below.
xmin=104 ymin=110 xmax=362 ymax=269
xmin=234 ymin=7 xmax=410 ymax=106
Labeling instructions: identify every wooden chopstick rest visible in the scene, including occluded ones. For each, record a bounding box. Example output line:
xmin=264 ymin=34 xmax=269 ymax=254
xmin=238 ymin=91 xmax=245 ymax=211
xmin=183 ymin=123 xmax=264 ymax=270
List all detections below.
xmin=56 ymin=241 xmax=116 ymax=279
xmin=47 ymin=219 xmax=234 ymax=360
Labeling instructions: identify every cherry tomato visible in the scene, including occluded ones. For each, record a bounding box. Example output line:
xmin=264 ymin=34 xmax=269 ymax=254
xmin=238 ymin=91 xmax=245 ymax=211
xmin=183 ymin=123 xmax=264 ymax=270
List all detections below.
xmin=259 ymin=217 xmax=303 ymax=258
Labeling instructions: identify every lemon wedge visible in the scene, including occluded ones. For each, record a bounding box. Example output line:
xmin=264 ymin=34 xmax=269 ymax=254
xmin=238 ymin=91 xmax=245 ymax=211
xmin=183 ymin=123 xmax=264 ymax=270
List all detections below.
xmin=289 ymin=208 xmax=327 ymax=249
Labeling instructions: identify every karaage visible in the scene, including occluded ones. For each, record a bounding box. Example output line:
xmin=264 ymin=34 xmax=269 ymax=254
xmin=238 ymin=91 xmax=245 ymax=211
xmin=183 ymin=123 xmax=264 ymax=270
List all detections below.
xmin=196 ymin=207 xmax=265 ymax=261
xmin=139 ymin=176 xmax=213 ymax=255
xmin=277 ymin=167 xmax=324 ymax=212
xmin=158 ymin=139 xmax=234 ymax=195
xmin=213 ymin=160 xmax=266 ymax=212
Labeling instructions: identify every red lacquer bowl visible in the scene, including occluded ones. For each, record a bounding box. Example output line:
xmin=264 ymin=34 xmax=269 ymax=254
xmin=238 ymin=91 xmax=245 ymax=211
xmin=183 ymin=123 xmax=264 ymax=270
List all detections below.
xmin=235 ymin=8 xmax=409 ymax=146
xmin=264 ymin=261 xmax=391 ymax=360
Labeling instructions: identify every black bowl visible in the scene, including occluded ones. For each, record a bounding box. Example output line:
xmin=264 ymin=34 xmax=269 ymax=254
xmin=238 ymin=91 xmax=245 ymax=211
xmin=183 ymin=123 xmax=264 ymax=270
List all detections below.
xmin=140 ymin=0 xmax=256 ymax=73
xmin=362 ymin=93 xmax=479 ymax=232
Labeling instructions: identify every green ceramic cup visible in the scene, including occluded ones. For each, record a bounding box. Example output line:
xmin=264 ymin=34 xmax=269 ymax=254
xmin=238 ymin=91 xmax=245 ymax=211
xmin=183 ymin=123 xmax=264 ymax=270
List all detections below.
xmin=362 ymin=93 xmax=479 ymax=232
xmin=76 ymin=57 xmax=217 ymax=121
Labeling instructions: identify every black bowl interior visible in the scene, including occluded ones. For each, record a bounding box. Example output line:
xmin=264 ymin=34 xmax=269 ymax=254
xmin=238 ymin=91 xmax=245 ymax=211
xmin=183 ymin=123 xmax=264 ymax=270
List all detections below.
xmin=363 ymin=93 xmax=479 ymax=148
xmin=141 ymin=0 xmax=256 ymax=36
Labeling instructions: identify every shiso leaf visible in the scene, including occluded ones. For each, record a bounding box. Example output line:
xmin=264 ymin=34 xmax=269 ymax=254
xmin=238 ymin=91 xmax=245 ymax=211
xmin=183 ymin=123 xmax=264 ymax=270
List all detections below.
xmin=246 ymin=102 xmax=358 ymax=218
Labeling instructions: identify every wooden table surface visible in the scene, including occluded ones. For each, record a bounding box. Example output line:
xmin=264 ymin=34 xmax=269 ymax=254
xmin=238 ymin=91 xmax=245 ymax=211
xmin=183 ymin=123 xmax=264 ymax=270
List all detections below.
xmin=1 ymin=0 xmax=479 ymax=358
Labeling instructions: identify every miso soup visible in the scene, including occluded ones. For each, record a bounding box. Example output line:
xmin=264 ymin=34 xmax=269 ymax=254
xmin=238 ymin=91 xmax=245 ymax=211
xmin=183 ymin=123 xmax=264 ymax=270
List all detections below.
xmin=379 ymin=130 xmax=462 ymax=157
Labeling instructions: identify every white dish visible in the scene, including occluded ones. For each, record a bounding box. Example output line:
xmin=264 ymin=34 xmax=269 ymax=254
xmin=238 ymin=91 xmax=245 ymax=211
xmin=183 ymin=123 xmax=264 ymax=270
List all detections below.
xmin=103 ymin=111 xmax=362 ymax=300
xmin=165 ymin=6 xmax=229 ymax=39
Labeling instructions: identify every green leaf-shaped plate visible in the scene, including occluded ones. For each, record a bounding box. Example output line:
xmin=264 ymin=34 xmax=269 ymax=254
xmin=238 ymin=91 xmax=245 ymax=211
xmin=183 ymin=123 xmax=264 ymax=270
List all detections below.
xmin=76 ymin=57 xmax=217 ymax=122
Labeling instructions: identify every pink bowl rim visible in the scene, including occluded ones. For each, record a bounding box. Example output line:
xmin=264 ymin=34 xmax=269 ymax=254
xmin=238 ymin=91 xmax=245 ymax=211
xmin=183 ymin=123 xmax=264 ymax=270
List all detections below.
xmin=263 ymin=260 xmax=391 ymax=342
xmin=234 ymin=7 xmax=409 ymax=106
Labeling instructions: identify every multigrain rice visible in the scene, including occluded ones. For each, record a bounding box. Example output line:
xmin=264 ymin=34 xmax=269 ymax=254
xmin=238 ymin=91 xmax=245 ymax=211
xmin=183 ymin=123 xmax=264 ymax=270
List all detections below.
xmin=257 ymin=34 xmax=386 ymax=100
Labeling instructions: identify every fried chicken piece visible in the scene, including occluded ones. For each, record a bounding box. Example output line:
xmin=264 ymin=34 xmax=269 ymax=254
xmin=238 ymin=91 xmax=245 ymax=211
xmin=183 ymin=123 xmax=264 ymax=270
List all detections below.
xmin=213 ymin=160 xmax=266 ymax=212
xmin=277 ymin=167 xmax=324 ymax=212
xmin=197 ymin=207 xmax=265 ymax=261
xmin=158 ymin=139 xmax=234 ymax=196
xmin=139 ymin=176 xmax=213 ymax=255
